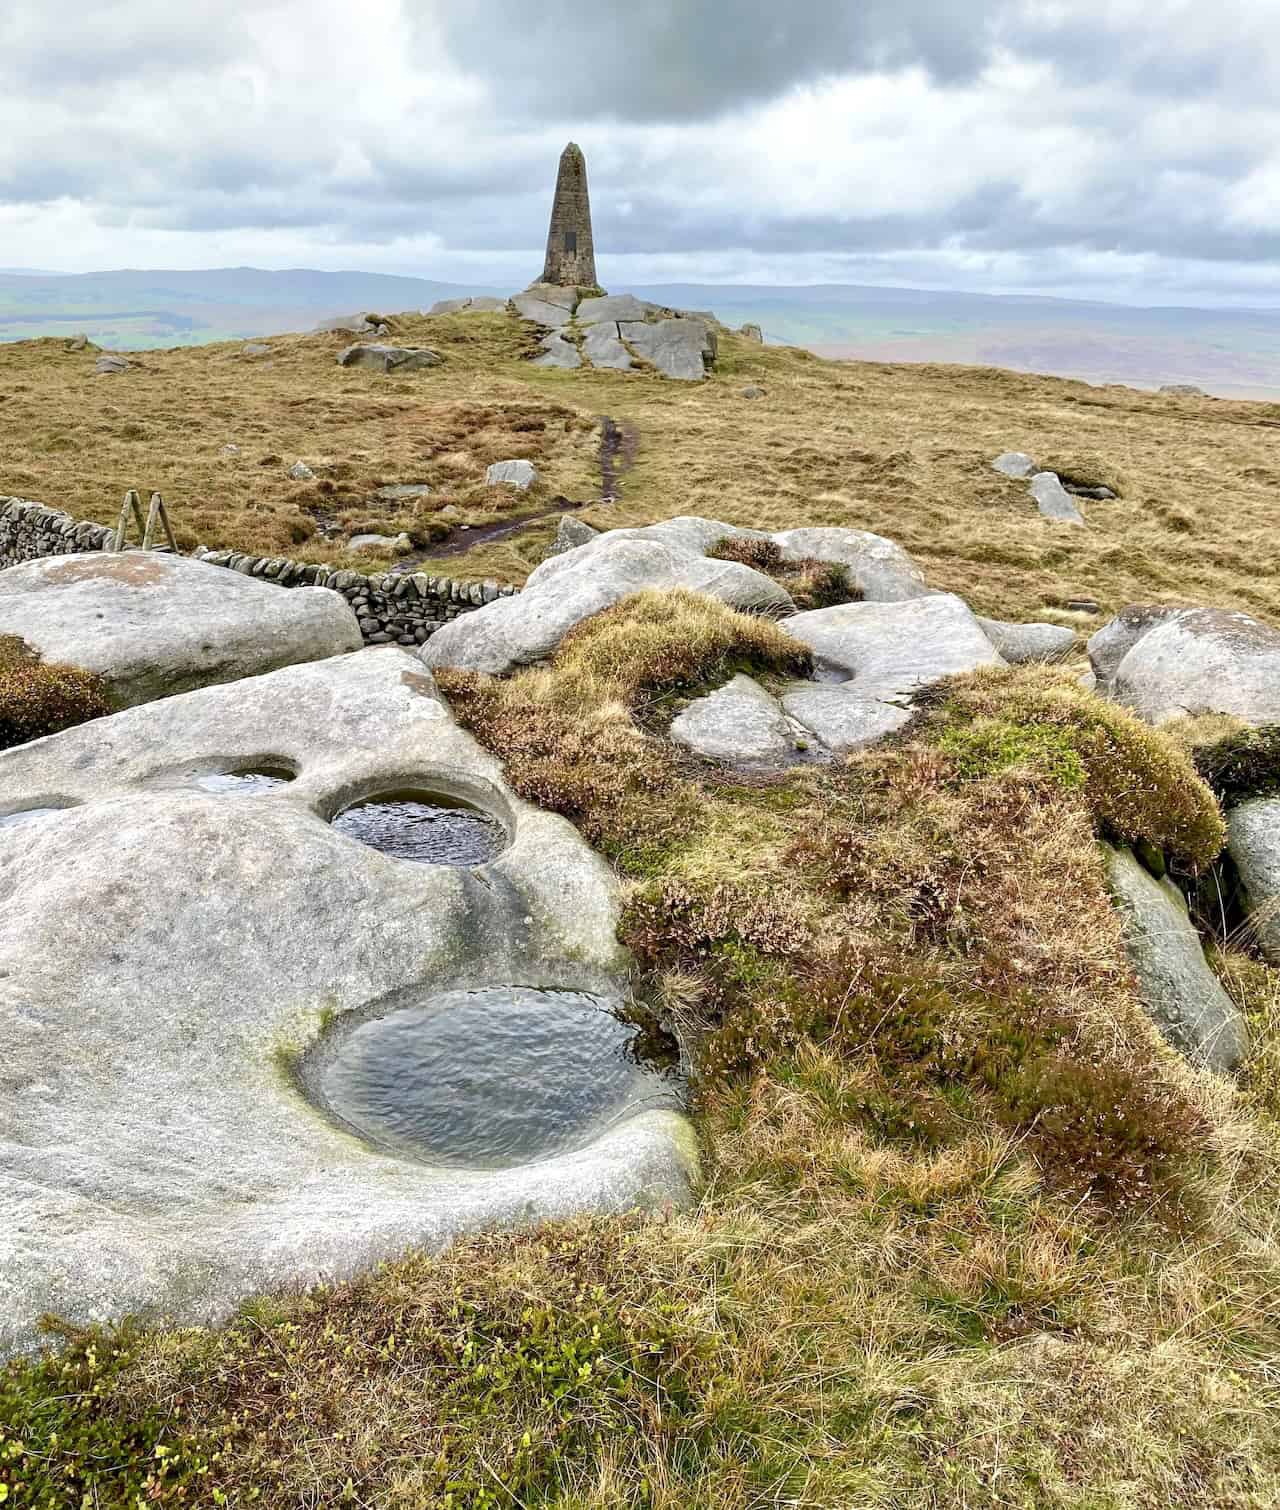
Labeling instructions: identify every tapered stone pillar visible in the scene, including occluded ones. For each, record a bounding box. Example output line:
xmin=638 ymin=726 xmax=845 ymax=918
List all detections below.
xmin=541 ymin=142 xmax=598 ymax=288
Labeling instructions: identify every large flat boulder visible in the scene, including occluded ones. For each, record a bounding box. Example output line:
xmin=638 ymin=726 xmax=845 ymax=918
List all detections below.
xmin=577 ymin=294 xmax=652 ymax=325
xmin=780 ymin=682 xmax=913 ymax=754
xmin=1089 ymin=605 xmax=1280 ymax=725
xmin=423 ymin=518 xmax=793 ymax=675
xmin=1227 ymin=799 xmax=1280 ymax=964
xmin=337 ymin=344 xmax=442 ymax=373
xmin=513 ymin=284 xmax=580 ymax=328
xmin=977 ymin=617 xmax=1077 ymax=663
xmin=0 ymin=552 xmax=360 ymax=709
xmin=669 ymin=674 xmax=796 ymax=767
xmin=583 ymin=321 xmax=635 ymax=371
xmin=0 ymin=650 xmax=695 ymax=1357
xmin=780 ymin=593 xmax=1005 ymax=698
xmin=619 ymin=317 xmax=716 ymax=380
xmin=1030 ymin=472 xmax=1085 ymax=524
xmin=1104 ymin=845 xmax=1246 ymax=1073
xmin=532 ymin=330 xmax=582 ymax=369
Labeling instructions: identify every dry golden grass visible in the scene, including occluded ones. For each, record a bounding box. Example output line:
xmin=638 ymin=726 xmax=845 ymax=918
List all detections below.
xmin=3 ymin=310 xmax=1279 ymax=627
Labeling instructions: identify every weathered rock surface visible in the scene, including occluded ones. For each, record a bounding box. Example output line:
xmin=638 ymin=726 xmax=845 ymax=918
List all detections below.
xmin=372 ymin=483 xmax=432 ymax=502
xmin=94 ymin=354 xmax=128 ymax=375
xmin=1227 ymin=799 xmax=1280 ymax=964
xmin=0 ymin=650 xmax=696 ymax=1357
xmin=577 ymin=294 xmax=652 ymax=325
xmin=670 ymin=674 xmax=795 ymax=767
xmin=1160 ymin=384 xmax=1205 ymax=396
xmin=423 ymin=517 xmax=793 ymax=676
xmin=772 ymin=526 xmax=930 ymax=602
xmin=486 ymin=460 xmax=540 ymax=490
xmin=582 ymin=322 xmax=634 ymax=371
xmin=349 ymin=532 xmax=411 ymax=554
xmin=993 ymin=451 xmax=1036 ymax=478
xmin=1089 ymin=605 xmax=1280 ymax=725
xmin=512 ymin=284 xmax=579 ymax=327
xmin=337 ymin=344 xmax=442 ymax=373
xmin=546 ymin=515 xmax=600 ymax=557
xmin=1030 ymin=471 xmax=1085 ymax=524
xmin=1104 ymin=845 xmax=1246 ymax=1073
xmin=0 ymin=552 xmax=361 ymax=709
xmin=619 ymin=318 xmax=716 ymax=380
xmin=781 ymin=594 xmax=1005 ymax=698
xmin=741 ymin=385 xmax=767 ymax=399
xmin=532 ymin=331 xmax=582 ymax=369
xmin=315 ymin=313 xmax=386 ymax=336
xmin=977 ymin=617 xmax=1077 ymax=663
xmin=289 ymin=460 xmax=316 ymax=480
xmin=780 ymin=683 xmax=913 ymax=754
xmin=428 ymin=296 xmax=507 ymax=315
xmin=241 ymin=342 xmax=270 ymax=358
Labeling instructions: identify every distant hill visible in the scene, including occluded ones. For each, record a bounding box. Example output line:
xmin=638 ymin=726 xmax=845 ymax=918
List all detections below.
xmin=0 ymin=267 xmax=500 ymax=350
xmin=1 ymin=266 xmax=1277 ymax=397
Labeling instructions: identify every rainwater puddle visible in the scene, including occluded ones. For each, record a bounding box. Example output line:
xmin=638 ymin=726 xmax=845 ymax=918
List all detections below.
xmin=0 ymin=805 xmax=76 ymax=832
xmin=331 ymin=790 xmax=506 ymax=866
xmin=194 ymin=767 xmax=296 ymax=795
xmin=304 ymin=987 xmax=684 ymax=1170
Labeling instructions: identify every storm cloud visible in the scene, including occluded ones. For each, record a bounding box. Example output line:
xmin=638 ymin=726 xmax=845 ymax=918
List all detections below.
xmin=0 ymin=0 xmax=1277 ymax=305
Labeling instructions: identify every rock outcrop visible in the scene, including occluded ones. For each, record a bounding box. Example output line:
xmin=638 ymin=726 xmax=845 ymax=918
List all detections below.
xmin=1227 ymin=799 xmax=1280 ymax=964
xmin=1104 ymin=845 xmax=1246 ymax=1073
xmin=338 ymin=344 xmax=442 ymax=373
xmin=1089 ymin=605 xmax=1280 ymax=725
xmin=0 ymin=551 xmax=361 ymax=709
xmin=0 ymin=650 xmax=696 ymax=1357
xmin=670 ymin=674 xmax=798 ymax=768
xmin=423 ymin=518 xmax=793 ymax=676
xmin=1030 ymin=472 xmax=1085 ymax=524
xmin=993 ymin=451 xmax=1036 ymax=478
xmin=977 ymin=618 xmax=1077 ymax=663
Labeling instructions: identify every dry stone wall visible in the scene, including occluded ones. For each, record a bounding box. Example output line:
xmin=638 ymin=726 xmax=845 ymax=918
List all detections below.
xmin=0 ymin=496 xmax=516 ymax=647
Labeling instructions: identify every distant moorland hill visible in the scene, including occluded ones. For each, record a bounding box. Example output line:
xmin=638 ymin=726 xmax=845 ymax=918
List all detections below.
xmin=2 ymin=267 xmax=1278 ymax=397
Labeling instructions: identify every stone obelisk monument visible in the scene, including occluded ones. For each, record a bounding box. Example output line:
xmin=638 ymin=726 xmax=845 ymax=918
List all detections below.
xmin=541 ymin=142 xmax=598 ymax=288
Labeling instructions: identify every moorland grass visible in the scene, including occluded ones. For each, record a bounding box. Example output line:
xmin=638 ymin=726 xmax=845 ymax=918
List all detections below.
xmin=2 ymin=311 xmax=1280 ymax=632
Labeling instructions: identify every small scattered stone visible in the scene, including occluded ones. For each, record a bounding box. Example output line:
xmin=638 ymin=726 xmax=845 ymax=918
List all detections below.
xmin=64 ymin=333 xmax=89 ymax=352
xmin=739 ymin=324 xmax=764 ymax=343
xmin=993 ymin=451 xmax=1036 ymax=478
xmin=1030 ymin=472 xmax=1085 ymax=525
xmin=485 ymin=460 xmax=539 ymax=490
xmin=1065 ymin=484 xmax=1117 ymax=501
xmin=241 ymin=343 xmax=270 ymax=358
xmin=373 ymin=484 xmax=432 ymax=502
xmin=545 ymin=515 xmax=600 ymax=558
xmin=337 ymin=344 xmax=442 ymax=373
xmin=1067 ymin=598 xmax=1101 ymax=614
xmin=1159 ymin=384 xmax=1205 ymax=397
xmin=741 ymin=385 xmax=767 ymax=399
xmin=94 ymin=355 xmax=128 ymax=376
xmin=221 ymin=444 xmax=240 ymax=456
xmin=288 ymin=462 xmax=315 ymax=481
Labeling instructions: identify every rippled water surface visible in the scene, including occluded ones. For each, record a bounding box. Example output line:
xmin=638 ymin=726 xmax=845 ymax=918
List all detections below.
xmin=308 ymin=987 xmax=684 ymax=1168
xmin=331 ymin=790 xmax=505 ymax=866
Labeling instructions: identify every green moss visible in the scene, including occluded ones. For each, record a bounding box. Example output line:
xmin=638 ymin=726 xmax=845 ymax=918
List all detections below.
xmin=937 ymin=717 xmax=1087 ymax=788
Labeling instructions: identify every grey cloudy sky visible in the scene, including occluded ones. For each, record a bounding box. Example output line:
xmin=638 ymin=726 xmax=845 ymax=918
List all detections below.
xmin=1 ymin=0 xmax=1278 ymax=305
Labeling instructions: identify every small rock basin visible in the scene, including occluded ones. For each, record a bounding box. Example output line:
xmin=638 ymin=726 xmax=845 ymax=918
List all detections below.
xmin=302 ymin=987 xmax=684 ymax=1169
xmin=0 ymin=804 xmax=77 ymax=832
xmin=194 ymin=766 xmax=296 ymax=795
xmin=330 ymin=789 xmax=506 ymax=866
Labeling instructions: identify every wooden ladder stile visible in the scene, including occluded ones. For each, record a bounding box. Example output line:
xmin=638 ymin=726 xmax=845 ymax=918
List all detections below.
xmin=111 ymin=489 xmax=180 ymax=554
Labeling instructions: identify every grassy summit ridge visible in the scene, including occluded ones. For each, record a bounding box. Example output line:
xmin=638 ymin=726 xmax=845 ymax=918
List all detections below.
xmin=1 ymin=308 xmax=1279 ymax=629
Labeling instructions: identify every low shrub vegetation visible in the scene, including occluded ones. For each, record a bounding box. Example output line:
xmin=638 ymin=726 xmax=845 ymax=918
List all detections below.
xmin=0 ymin=634 xmax=113 ymax=748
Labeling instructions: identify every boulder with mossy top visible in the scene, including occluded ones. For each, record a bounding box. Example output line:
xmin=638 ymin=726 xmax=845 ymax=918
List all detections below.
xmin=0 ymin=649 xmax=696 ymax=1359
xmin=1104 ymin=844 xmax=1246 ymax=1073
xmin=0 ymin=552 xmax=361 ymax=710
xmin=1089 ymin=605 xmax=1280 ymax=726
xmin=1226 ymin=799 xmax=1280 ymax=964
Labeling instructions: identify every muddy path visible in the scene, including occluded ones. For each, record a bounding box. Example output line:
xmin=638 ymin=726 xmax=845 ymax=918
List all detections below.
xmin=391 ymin=413 xmax=638 ymax=573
